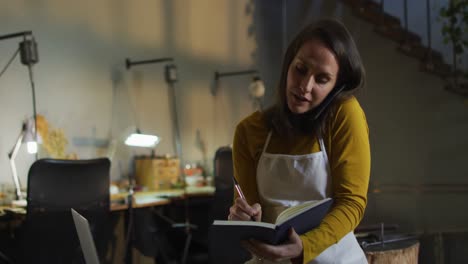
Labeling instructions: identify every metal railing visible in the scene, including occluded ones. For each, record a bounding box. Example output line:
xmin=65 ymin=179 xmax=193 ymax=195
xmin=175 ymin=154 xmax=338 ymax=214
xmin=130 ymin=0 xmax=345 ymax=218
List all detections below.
xmin=344 ymin=0 xmax=468 ymax=96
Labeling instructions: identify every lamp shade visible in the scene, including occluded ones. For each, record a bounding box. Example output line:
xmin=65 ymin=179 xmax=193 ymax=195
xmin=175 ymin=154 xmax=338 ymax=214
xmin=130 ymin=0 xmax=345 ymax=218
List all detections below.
xmin=125 ymin=132 xmax=160 ymax=148
xmin=249 ymin=77 xmax=265 ymax=99
xmin=23 ymin=118 xmax=40 ymax=154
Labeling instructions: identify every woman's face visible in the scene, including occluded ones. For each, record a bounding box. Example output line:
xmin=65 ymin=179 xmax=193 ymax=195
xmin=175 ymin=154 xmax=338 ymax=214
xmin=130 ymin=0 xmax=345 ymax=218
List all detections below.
xmin=286 ymin=39 xmax=339 ymax=114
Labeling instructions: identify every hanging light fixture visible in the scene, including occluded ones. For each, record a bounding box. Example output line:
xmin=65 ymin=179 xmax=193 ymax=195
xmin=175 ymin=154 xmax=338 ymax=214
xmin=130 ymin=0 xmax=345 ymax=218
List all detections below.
xmin=124 ymin=129 xmax=161 ymax=148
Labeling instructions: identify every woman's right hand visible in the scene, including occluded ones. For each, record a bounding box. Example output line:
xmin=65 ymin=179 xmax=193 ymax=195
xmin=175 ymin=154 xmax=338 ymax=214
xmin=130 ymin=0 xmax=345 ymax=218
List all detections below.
xmin=228 ymin=197 xmax=262 ymax=221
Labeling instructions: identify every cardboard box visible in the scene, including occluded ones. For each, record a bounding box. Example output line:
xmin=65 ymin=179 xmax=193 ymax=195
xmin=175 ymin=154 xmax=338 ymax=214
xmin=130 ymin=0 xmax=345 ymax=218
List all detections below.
xmin=135 ymin=157 xmax=180 ymax=190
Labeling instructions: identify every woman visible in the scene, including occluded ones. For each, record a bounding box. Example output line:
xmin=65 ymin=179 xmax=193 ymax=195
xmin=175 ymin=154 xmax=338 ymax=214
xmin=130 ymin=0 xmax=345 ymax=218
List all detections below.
xmin=228 ymin=18 xmax=370 ymax=264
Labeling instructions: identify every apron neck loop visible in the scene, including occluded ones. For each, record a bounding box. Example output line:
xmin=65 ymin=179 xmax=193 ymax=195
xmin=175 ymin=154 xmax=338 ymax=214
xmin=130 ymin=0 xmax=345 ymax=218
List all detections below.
xmin=262 ymin=131 xmax=273 ymax=154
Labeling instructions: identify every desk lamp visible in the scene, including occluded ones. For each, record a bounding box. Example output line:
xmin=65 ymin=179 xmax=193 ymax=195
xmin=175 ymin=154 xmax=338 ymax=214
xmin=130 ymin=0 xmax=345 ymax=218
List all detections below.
xmin=1 ymin=31 xmax=39 ymax=204
xmin=213 ymin=69 xmax=265 ymax=109
xmin=8 ymin=118 xmax=41 ymax=204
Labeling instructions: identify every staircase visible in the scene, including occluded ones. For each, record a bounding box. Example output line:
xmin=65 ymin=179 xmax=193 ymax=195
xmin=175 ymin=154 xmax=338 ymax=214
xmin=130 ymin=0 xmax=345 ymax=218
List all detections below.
xmin=341 ymin=0 xmax=468 ymax=97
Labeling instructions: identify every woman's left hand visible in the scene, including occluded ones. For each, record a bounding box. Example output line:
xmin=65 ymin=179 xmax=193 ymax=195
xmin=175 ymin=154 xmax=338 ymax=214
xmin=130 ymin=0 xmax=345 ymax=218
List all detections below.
xmin=242 ymin=228 xmax=303 ymax=262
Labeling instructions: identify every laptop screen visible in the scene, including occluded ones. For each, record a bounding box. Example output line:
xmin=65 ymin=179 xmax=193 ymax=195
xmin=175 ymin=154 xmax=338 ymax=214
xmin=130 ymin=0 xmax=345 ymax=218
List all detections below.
xmin=71 ymin=209 xmax=100 ymax=264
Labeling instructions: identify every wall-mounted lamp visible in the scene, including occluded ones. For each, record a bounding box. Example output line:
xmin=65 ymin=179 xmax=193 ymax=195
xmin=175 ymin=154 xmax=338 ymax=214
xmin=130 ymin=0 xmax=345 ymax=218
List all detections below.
xmin=125 ymin=56 xmax=181 ymax=160
xmin=213 ymin=70 xmax=265 ymax=97
xmin=125 ymin=56 xmax=189 ymax=264
xmin=123 ymin=57 xmax=176 ymax=150
xmin=126 ymin=57 xmax=178 ymax=83
xmin=1 ymin=30 xmax=39 ymax=203
xmin=212 ymin=69 xmax=265 ymax=109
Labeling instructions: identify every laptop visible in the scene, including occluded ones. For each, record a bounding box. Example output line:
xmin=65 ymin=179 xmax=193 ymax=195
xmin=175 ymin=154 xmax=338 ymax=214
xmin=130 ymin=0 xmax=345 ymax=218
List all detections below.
xmin=71 ymin=209 xmax=100 ymax=264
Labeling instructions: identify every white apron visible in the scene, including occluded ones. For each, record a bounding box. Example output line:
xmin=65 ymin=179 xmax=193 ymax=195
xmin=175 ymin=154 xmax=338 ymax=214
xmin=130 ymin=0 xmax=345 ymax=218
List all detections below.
xmin=246 ymin=132 xmax=367 ymax=264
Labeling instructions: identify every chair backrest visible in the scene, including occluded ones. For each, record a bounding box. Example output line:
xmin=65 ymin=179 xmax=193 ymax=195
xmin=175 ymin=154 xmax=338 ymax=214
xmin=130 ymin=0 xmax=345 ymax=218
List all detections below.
xmin=209 ymin=146 xmax=250 ymax=263
xmin=213 ymin=146 xmax=234 ymax=190
xmin=212 ymin=146 xmax=234 ymax=219
xmin=22 ymin=158 xmax=110 ymax=264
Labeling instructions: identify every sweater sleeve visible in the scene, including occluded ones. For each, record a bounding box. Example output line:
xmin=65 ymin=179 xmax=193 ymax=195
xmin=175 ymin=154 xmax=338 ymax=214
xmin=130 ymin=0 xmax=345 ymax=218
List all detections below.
xmin=232 ymin=120 xmax=261 ymax=205
xmin=300 ymin=98 xmax=371 ymax=262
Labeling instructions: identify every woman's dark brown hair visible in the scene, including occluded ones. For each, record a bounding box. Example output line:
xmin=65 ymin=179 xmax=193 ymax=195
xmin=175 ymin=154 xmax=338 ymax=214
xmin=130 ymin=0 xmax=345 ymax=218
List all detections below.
xmin=265 ymin=18 xmax=366 ymax=136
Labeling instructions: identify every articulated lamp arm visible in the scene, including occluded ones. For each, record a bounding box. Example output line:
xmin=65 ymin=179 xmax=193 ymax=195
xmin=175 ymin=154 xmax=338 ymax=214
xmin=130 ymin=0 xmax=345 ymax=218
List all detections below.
xmin=7 ymin=123 xmax=26 ymax=201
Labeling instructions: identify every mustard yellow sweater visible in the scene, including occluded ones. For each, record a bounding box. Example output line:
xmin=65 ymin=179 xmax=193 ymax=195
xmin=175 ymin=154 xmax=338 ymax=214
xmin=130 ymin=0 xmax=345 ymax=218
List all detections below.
xmin=232 ymin=97 xmax=371 ymax=262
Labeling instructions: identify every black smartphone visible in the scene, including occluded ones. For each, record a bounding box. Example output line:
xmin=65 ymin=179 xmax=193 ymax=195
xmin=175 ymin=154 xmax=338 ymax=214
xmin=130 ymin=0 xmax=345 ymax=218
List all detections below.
xmin=312 ymin=84 xmax=346 ymax=120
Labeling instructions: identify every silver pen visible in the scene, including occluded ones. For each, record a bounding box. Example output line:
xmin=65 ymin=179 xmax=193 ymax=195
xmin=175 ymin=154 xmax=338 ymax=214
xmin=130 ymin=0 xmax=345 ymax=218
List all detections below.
xmin=232 ymin=177 xmax=255 ymax=221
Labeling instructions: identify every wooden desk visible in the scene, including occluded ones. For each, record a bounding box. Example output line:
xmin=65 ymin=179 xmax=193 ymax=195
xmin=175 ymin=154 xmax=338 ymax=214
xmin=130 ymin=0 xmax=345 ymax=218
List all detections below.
xmin=111 ymin=186 xmax=215 ymax=263
xmin=0 ymin=206 xmax=26 ymax=215
xmin=110 ymin=186 xmax=215 ymax=211
xmin=0 ymin=186 xmax=215 ymax=213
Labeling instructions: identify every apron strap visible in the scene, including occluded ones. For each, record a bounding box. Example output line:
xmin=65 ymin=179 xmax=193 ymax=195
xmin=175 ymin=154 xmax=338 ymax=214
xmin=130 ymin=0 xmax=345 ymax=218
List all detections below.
xmin=262 ymin=131 xmax=273 ymax=154
xmin=317 ymin=131 xmax=330 ymax=172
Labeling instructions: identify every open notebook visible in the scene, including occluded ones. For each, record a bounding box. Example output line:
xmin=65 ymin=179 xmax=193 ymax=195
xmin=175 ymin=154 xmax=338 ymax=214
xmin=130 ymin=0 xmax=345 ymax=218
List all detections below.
xmin=71 ymin=209 xmax=100 ymax=264
xmin=210 ymin=198 xmax=333 ymax=262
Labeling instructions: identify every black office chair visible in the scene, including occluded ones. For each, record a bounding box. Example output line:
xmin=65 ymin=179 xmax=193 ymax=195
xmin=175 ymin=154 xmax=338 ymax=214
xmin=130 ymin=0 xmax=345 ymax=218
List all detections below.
xmin=210 ymin=146 xmax=234 ymax=221
xmin=18 ymin=158 xmax=111 ymax=264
